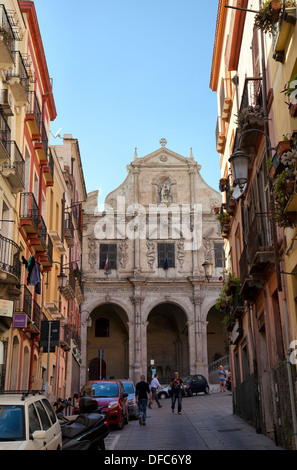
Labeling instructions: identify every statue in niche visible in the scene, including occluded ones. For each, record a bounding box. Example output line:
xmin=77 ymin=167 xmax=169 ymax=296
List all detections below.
xmin=158 ymin=178 xmax=173 ymax=203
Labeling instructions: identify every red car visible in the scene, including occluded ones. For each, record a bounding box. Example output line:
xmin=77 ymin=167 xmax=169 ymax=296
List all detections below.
xmin=74 ymin=380 xmax=129 ymax=430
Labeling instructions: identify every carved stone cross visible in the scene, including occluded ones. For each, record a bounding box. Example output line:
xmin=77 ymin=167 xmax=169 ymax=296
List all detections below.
xmin=159 ymin=138 xmax=167 ymax=148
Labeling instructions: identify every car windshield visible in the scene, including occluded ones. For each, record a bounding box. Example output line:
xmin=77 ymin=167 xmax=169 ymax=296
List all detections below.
xmin=122 ymin=383 xmax=134 ymax=394
xmin=0 ymin=405 xmax=25 ymax=441
xmin=181 ymin=376 xmax=192 ymax=382
xmin=91 ymin=383 xmax=119 ymax=398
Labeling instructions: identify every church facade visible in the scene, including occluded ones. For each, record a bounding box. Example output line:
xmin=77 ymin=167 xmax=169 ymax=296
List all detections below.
xmin=80 ymin=142 xmax=225 ymax=385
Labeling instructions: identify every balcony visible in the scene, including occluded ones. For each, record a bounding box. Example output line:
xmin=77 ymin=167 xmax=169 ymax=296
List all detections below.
xmin=246 ymin=214 xmax=274 ymax=275
xmin=39 ymin=235 xmax=53 ymax=270
xmin=34 ymin=122 xmax=48 ymax=165
xmin=0 ymin=110 xmax=11 ymax=164
xmin=25 ymin=91 xmax=41 ymax=136
xmin=48 ymin=230 xmax=66 ymax=255
xmin=60 ymin=325 xmax=71 ymax=351
xmin=0 ymin=88 xmax=13 ymax=117
xmin=59 ymin=269 xmax=76 ymax=301
xmin=43 ymin=147 xmax=54 ymax=187
xmin=235 ymin=78 xmax=264 ymax=153
xmin=14 ymin=285 xmax=32 ymax=318
xmin=216 ymin=116 xmax=226 ymax=154
xmin=75 ymin=275 xmax=84 ymax=303
xmin=2 ymin=141 xmax=25 ymax=193
xmin=0 ymin=4 xmax=15 ymax=70
xmin=6 ymin=51 xmax=29 ymax=106
xmin=0 ymin=233 xmax=21 ymax=286
xmin=220 ymin=78 xmax=232 ymax=123
xmin=272 ymin=3 xmax=296 ymax=63
xmin=19 ymin=192 xmax=39 ymax=238
xmin=64 ymin=213 xmax=74 ymax=247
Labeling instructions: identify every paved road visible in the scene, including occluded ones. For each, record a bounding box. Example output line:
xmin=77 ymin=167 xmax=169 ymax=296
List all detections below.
xmin=105 ymin=390 xmax=284 ymax=451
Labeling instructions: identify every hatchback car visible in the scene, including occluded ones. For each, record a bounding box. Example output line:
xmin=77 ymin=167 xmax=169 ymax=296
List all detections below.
xmin=75 ymin=380 xmax=129 ymax=429
xmin=157 ymin=385 xmax=171 ymax=399
xmin=120 ymin=380 xmax=138 ymax=419
xmin=181 ymin=374 xmax=210 ymax=396
xmin=0 ymin=391 xmax=62 ymax=450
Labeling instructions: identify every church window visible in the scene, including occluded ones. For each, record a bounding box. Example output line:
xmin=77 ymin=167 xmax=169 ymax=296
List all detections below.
xmin=158 ymin=243 xmax=175 ymax=268
xmin=99 ymin=244 xmax=117 ymax=269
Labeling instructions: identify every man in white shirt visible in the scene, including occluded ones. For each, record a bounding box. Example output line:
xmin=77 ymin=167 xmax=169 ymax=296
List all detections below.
xmin=149 ymin=374 xmax=163 ymax=408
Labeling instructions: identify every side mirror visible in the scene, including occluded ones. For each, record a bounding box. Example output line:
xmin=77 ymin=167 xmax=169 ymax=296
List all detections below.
xmin=32 ymin=430 xmax=47 ymax=440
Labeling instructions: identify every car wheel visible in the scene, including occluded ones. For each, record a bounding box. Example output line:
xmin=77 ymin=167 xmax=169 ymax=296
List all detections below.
xmin=204 ymin=385 xmax=210 ymax=395
xmin=117 ymin=412 xmax=125 ymax=430
xmin=159 ymin=392 xmax=167 ymax=399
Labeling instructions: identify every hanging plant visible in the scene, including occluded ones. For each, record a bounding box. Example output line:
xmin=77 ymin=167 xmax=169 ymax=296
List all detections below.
xmin=254 ymin=0 xmax=281 ymax=34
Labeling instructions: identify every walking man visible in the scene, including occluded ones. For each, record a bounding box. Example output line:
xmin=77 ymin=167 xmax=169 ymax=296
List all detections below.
xmin=150 ymin=374 xmax=163 ymax=408
xmin=170 ymin=371 xmax=187 ymax=415
xmin=136 ymin=375 xmax=151 ymax=425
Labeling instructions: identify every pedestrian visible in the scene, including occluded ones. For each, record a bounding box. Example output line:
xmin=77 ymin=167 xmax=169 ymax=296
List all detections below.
xmin=219 ymin=365 xmax=227 ymax=392
xmin=170 ymin=371 xmax=187 ymax=414
xmin=149 ymin=374 xmax=163 ymax=408
xmin=136 ymin=375 xmax=152 ymax=426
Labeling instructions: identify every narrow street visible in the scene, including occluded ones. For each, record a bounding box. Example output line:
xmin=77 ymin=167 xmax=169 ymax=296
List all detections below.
xmin=105 ymin=390 xmax=283 ymax=451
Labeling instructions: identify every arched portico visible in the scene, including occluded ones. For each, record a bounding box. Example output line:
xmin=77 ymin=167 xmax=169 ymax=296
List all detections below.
xmin=85 ymin=303 xmax=130 ymax=382
xmin=146 ymin=302 xmax=189 ymax=383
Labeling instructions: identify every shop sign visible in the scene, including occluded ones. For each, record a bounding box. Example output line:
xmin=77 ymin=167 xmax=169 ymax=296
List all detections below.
xmin=0 ymin=299 xmax=14 ymax=318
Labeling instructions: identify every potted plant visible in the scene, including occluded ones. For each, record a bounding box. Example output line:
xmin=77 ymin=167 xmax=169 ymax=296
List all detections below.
xmin=283 ymin=74 xmax=297 ymax=118
xmin=219 ymin=178 xmax=228 ymax=192
xmin=254 ymin=0 xmax=281 ymax=34
xmin=272 ymin=150 xmax=297 ymax=227
xmin=217 ymin=212 xmax=230 ymax=225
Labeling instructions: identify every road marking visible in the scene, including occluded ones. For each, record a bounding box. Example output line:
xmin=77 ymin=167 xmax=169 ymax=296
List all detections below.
xmin=106 ymin=433 xmax=120 ymax=450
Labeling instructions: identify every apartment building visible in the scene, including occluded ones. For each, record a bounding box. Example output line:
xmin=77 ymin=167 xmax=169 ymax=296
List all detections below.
xmin=0 ymin=1 xmax=87 ymax=402
xmin=210 ymin=0 xmax=297 ymax=449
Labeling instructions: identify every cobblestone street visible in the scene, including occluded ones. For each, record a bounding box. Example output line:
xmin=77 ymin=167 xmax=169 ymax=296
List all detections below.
xmin=105 ymin=390 xmax=284 ymax=451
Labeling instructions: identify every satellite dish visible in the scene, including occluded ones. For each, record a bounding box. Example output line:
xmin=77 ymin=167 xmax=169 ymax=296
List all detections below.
xmin=232 ymin=183 xmax=247 ymax=200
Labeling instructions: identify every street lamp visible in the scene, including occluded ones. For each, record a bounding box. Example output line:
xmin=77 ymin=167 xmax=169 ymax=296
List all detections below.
xmin=228 ymin=149 xmax=250 ymax=190
xmin=202 ymin=248 xmax=226 ymax=281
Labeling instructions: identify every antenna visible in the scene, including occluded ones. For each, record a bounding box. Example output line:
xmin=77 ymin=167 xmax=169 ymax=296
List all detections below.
xmin=51 ymin=128 xmax=62 ymax=139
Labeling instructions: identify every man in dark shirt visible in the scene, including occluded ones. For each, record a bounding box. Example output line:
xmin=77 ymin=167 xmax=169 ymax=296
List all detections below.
xmin=136 ymin=375 xmax=151 ymax=425
xmin=170 ymin=371 xmax=187 ymax=414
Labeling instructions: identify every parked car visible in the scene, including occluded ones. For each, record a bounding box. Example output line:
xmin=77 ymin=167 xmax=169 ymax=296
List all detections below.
xmin=157 ymin=385 xmax=171 ymax=399
xmin=74 ymin=380 xmax=129 ymax=430
xmin=181 ymin=375 xmax=210 ymax=396
xmin=0 ymin=390 xmax=62 ymax=450
xmin=120 ymin=380 xmax=138 ymax=419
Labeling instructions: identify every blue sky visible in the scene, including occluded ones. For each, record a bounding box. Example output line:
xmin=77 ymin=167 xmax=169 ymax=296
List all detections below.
xmin=34 ymin=0 xmax=220 ymax=204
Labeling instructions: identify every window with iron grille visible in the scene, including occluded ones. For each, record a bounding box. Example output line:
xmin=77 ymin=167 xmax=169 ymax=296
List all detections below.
xmin=157 ymin=243 xmax=175 ymax=268
xmin=99 ymin=244 xmax=117 ymax=270
xmin=214 ymin=243 xmax=224 ymax=268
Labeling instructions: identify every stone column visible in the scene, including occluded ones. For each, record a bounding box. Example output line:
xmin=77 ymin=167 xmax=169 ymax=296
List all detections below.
xmin=130 ymin=295 xmax=144 ymax=382
xmin=192 ymin=295 xmax=204 ymax=373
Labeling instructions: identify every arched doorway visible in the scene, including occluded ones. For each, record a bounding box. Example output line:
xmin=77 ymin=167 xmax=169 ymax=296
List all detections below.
xmin=207 ymin=305 xmax=228 ymax=364
xmin=87 ymin=303 xmax=129 ymax=381
xmin=147 ymin=303 xmax=189 ymax=384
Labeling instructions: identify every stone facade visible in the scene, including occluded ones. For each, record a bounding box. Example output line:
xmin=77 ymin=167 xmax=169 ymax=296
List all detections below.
xmin=81 ymin=143 xmax=225 ymax=385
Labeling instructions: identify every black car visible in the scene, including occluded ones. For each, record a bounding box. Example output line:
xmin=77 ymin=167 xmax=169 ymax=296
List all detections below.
xmin=173 ymin=375 xmax=209 ymax=396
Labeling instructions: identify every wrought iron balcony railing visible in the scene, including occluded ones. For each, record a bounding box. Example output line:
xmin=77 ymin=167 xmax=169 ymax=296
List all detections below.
xmin=0 ymin=233 xmax=21 ymax=281
xmin=14 ymin=285 xmax=32 ymax=318
xmin=26 ymin=91 xmax=41 ymax=132
xmin=6 ymin=51 xmax=29 ymax=95
xmin=19 ymin=192 xmax=39 ymax=232
xmin=0 ymin=4 xmax=15 ymax=53
xmin=0 ymin=109 xmax=11 ymax=162
xmin=2 ymin=141 xmax=25 ymax=190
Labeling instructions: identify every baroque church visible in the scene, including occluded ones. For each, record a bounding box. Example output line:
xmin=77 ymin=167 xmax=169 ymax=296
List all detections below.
xmin=80 ymin=141 xmax=226 ymax=384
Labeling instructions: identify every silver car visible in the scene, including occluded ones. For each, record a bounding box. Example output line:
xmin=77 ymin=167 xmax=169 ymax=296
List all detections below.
xmin=121 ymin=380 xmax=138 ymax=419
